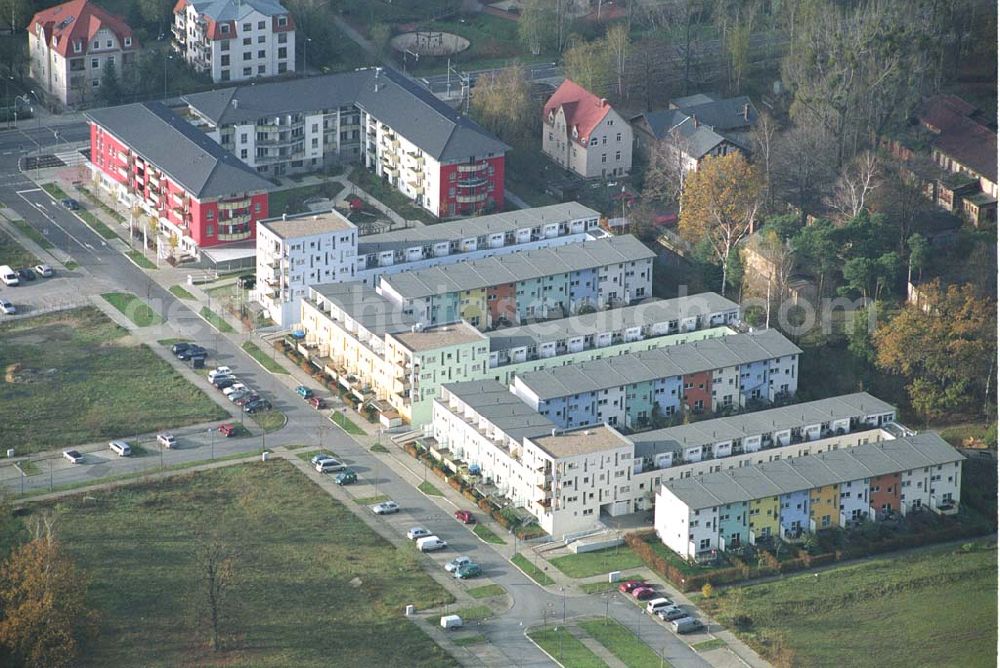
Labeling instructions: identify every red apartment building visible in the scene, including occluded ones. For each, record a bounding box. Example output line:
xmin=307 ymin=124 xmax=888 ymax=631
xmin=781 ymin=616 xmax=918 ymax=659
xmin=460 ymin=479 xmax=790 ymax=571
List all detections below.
xmin=86 ymin=101 xmax=272 ymax=255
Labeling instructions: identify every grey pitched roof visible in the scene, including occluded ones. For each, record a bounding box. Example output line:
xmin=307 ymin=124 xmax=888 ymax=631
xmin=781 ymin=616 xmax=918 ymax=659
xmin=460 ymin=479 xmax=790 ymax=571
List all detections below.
xmin=487 ymin=293 xmax=739 ymax=353
xmin=630 ymin=392 xmax=896 ymax=456
xmin=310 ymin=281 xmax=416 ymax=336
xmin=440 ymin=380 xmax=557 ymax=442
xmin=381 ymin=235 xmax=655 ymax=301
xmin=358 ymin=202 xmax=599 ymax=257
xmin=182 ymin=68 xmax=508 ymax=162
xmin=85 ymin=101 xmax=272 ymax=199
xmin=189 ymin=0 xmax=289 ymax=20
xmin=679 ymin=96 xmax=758 ymax=132
xmin=634 ymin=95 xmax=758 ymax=158
xmin=517 ymin=329 xmax=801 ymax=400
xmin=671 ymin=93 xmax=717 ymax=108
xmin=662 ymin=432 xmax=963 ymax=509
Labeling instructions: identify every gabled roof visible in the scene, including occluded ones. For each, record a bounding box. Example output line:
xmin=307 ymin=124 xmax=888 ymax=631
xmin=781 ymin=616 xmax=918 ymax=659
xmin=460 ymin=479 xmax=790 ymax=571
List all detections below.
xmin=543 ymin=79 xmax=612 ymax=146
xmin=182 ymin=68 xmax=508 ymax=163
xmin=917 ymin=95 xmax=997 ymax=181
xmin=517 ymin=329 xmax=801 ymax=400
xmin=182 ymin=0 xmax=290 ymax=21
xmin=29 ymin=0 xmax=137 ymax=58
xmin=85 ymin=102 xmax=272 ymax=200
xmin=633 ymin=94 xmax=758 ymax=158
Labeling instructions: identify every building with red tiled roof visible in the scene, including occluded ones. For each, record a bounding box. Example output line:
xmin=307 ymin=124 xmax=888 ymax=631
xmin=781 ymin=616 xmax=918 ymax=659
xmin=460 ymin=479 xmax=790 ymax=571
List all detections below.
xmin=542 ymin=79 xmax=632 ymax=179
xmin=28 ymin=0 xmax=139 ymax=107
xmin=172 ymin=0 xmax=296 ymax=84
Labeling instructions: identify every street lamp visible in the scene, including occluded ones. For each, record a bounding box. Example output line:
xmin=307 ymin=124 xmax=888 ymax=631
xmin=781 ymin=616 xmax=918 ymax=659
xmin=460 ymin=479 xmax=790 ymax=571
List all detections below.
xmin=163 ymin=53 xmax=174 ymax=100
xmin=303 ymin=37 xmax=312 ymax=75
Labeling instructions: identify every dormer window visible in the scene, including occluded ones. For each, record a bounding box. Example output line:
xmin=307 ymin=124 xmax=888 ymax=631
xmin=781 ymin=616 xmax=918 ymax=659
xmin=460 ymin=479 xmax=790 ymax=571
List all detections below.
xmin=124 ymin=36 xmax=132 ymax=47
xmin=547 ymin=110 xmax=554 ymax=123
xmin=571 ymin=125 xmax=578 ymax=139
xmin=220 ymin=24 xmax=230 ymax=34
xmin=93 ymin=40 xmax=99 ymax=49
xmin=74 ymin=40 xmax=83 ymax=53
xmin=277 ymin=16 xmax=287 ymax=26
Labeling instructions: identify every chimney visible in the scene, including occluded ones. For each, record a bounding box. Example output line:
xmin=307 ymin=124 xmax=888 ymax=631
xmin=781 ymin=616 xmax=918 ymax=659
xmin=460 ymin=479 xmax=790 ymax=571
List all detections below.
xmin=551 ymin=428 xmax=558 ymax=437
xmin=282 ymin=213 xmax=287 ymax=220
xmin=742 ymin=104 xmax=750 ymax=122
xmin=231 ymin=98 xmax=239 ymax=109
xmin=599 ymin=98 xmax=608 ymax=107
xmin=692 ymin=115 xmax=699 ymax=128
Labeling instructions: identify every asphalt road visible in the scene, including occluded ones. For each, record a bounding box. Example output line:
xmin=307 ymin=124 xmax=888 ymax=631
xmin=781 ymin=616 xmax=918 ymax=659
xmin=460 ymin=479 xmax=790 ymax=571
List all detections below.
xmin=0 ymin=127 xmax=714 ymax=666
xmin=419 ymin=62 xmax=563 ymax=95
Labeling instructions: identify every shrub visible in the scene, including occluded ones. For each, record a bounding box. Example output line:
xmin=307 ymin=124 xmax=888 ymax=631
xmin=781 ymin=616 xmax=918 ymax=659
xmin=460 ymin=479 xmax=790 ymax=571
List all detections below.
xmin=701 ymin=583 xmax=714 ymax=599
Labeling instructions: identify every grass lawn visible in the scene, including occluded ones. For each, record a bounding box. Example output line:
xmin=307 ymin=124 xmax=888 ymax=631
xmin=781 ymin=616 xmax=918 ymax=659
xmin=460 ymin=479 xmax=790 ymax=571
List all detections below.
xmin=466 ymin=584 xmax=505 ymax=599
xmin=642 ymin=534 xmax=721 ymax=577
xmin=472 ymin=523 xmax=505 ymax=545
xmin=437 ymin=605 xmax=493 ymax=624
xmin=452 ymin=633 xmax=486 ymax=646
xmin=938 ymin=422 xmax=994 ymax=448
xmin=78 ymin=210 xmax=118 ymax=239
xmin=511 ymin=553 xmax=555 ymax=586
xmin=331 ymin=411 xmax=365 ymax=435
xmin=418 ymin=481 xmax=444 ymax=496
xmin=691 ymin=639 xmax=725 ymax=652
xmin=200 ymin=306 xmax=235 ymax=333
xmin=242 ymin=341 xmax=289 ymax=374
xmin=101 ymin=292 xmax=162 ymax=327
xmin=15 ymin=460 xmax=41 ymax=476
xmin=0 ymin=307 xmax=227 ymax=454
xmin=64 ymin=260 xmax=79 ymax=270
xmin=506 ymin=144 xmax=561 ymax=208
xmin=549 ymin=546 xmax=645 ymax=579
xmin=0 ymin=228 xmax=38 ymax=267
xmin=579 ymin=618 xmax=670 ymax=667
xmin=16 ymin=462 xmax=457 ymax=666
xmin=348 ymin=166 xmax=439 ymax=225
xmin=268 ymin=181 xmax=343 ymax=216
xmin=11 ymin=219 xmax=53 ymax=249
xmin=527 ymin=627 xmax=605 ymax=668
xmin=41 ymin=182 xmax=68 ymax=199
xmin=251 ymin=409 xmax=286 ymax=433
xmin=125 ymin=250 xmax=156 ymax=269
xmin=354 ymin=495 xmax=391 ymax=506
xmin=699 ymin=543 xmax=998 ymax=668
xmin=580 ymin=581 xmax=617 ymax=594
xmin=168 ymin=285 xmax=196 ymax=300
xmin=371 ymin=443 xmax=389 ymax=453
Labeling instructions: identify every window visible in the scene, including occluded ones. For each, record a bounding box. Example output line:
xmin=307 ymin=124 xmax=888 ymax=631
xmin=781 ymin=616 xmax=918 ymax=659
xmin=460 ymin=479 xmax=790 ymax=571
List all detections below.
xmin=243 ymin=67 xmax=252 ymax=76
xmin=258 ymin=50 xmax=265 ymax=58
xmin=221 ymin=70 xmax=230 ymax=81
xmin=92 ymin=79 xmax=100 ymax=87
xmin=278 ymin=46 xmax=287 ymax=58
xmin=257 ymin=65 xmax=265 ymax=74
xmin=602 ymin=136 xmax=607 ymax=144
xmin=243 ymin=52 xmax=251 ymax=61
xmin=258 ymin=35 xmax=265 ymax=43
xmin=92 ymin=40 xmax=99 ymax=49
xmin=615 ymin=151 xmax=621 ymax=161
xmin=278 ymin=33 xmax=287 ymax=43
xmin=258 ymin=20 xmax=266 ymax=29
xmin=106 ymin=40 xmax=112 ymax=48
xmin=616 ymin=132 xmax=622 ymax=142
xmin=221 ymin=55 xmax=230 ymax=66
xmin=240 ymin=148 xmax=248 ymax=159
xmin=221 ymin=24 xmax=230 ymax=34
xmin=243 ymin=37 xmax=251 ymax=46
xmin=91 ymin=58 xmax=99 ymax=69
xmin=206 ymin=209 xmax=215 ymax=221
xmin=278 ymin=62 xmax=287 ymax=73
xmin=243 ymin=22 xmax=252 ymax=31
xmin=124 ymin=36 xmax=132 ymax=47
xmin=206 ymin=224 xmax=214 ymax=236
xmin=590 ymin=137 xmax=598 ymax=146
xmin=278 ymin=16 xmax=287 ymax=26
xmin=221 ymin=40 xmax=230 ymax=51
xmin=601 ymin=154 xmax=607 ymax=163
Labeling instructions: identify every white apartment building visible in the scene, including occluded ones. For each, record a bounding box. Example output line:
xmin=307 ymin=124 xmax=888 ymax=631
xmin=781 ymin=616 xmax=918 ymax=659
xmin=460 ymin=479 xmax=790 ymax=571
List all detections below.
xmin=172 ymin=0 xmax=295 ymax=83
xmin=255 ymin=211 xmax=357 ymax=327
xmin=28 ymin=0 xmax=139 ymax=107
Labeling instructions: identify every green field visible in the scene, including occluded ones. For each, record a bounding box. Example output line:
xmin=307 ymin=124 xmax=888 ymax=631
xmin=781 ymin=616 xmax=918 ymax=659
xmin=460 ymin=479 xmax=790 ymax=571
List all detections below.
xmin=511 ymin=553 xmax=555 ymax=586
xmin=331 ymin=410 xmax=365 ymax=435
xmin=528 ymin=627 xmax=605 ymax=667
xmin=18 ymin=462 xmax=456 ymax=666
xmin=101 ymin=292 xmax=162 ymax=327
xmin=418 ymin=481 xmax=444 ymax=496
xmin=472 ymin=523 xmax=505 ymax=544
xmin=550 ymin=546 xmax=645 ymax=578
xmin=467 ymin=584 xmax=505 ymax=599
xmin=11 ymin=219 xmax=53 ymax=249
xmin=200 ymin=306 xmax=235 ymax=332
xmin=242 ymin=341 xmax=289 ymax=374
xmin=0 ymin=228 xmax=38 ymax=267
xmin=699 ymin=543 xmax=998 ymax=668
xmin=0 ymin=307 xmax=227 ymax=454
xmin=168 ymin=285 xmax=195 ymax=300
xmin=124 ymin=251 xmax=155 ymax=270
xmin=579 ymin=618 xmax=669 ymax=667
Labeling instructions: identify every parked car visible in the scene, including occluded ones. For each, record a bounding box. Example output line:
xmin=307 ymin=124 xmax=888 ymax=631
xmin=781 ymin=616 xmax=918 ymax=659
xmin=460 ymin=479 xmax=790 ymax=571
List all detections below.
xmin=308 ymin=396 xmax=326 ymax=410
xmin=243 ymin=399 xmax=271 ymax=414
xmin=646 ymin=597 xmax=674 ymax=615
xmin=156 ymin=433 xmax=177 ymax=449
xmin=632 ymin=587 xmax=657 ymax=601
xmin=407 ymin=527 xmax=432 ymax=540
xmin=16 ymin=267 xmax=35 ymax=281
xmin=315 ymin=458 xmax=347 ymax=473
xmin=618 ymin=580 xmax=645 ymax=594
xmin=454 ymin=563 xmax=482 ymax=579
xmin=234 ymin=393 xmax=260 ymax=407
xmin=108 ymin=440 xmax=132 ymax=457
xmin=416 ymin=536 xmax=447 ymax=552
xmin=0 ymin=299 xmax=15 ymax=315
xmin=671 ymin=617 xmax=705 ymax=634
xmin=454 ymin=510 xmax=475 ymax=524
xmin=444 ymin=556 xmax=472 ymax=573
xmin=63 ymin=449 xmax=83 ymax=464
xmin=208 ymin=366 xmax=232 ymax=381
xmin=218 ymin=423 xmax=238 ymax=438
xmin=310 ymin=453 xmax=338 ymax=465
xmin=176 ymin=345 xmax=206 ymax=360
xmin=0 ymin=265 xmax=18 ymax=286
xmin=213 ymin=377 xmax=237 ymax=390
xmin=60 ymin=198 xmax=80 ymax=210
xmin=222 ymin=383 xmax=248 ymax=397
xmin=227 ymin=389 xmax=251 ymax=403
xmin=656 ymin=606 xmax=689 ymax=622
xmin=334 ymin=470 xmax=357 ymax=485
xmin=33 ymin=263 xmax=53 ymax=277
xmin=295 ymin=385 xmax=314 ymax=399
xmin=171 ymin=341 xmax=194 ymax=355
xmin=370 ymin=501 xmax=399 ymax=515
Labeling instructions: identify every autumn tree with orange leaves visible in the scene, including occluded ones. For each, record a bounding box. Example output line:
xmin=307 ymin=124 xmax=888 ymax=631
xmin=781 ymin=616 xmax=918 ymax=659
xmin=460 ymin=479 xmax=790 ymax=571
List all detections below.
xmin=874 ymin=280 xmax=997 ymax=424
xmin=678 ymin=153 xmax=764 ymax=297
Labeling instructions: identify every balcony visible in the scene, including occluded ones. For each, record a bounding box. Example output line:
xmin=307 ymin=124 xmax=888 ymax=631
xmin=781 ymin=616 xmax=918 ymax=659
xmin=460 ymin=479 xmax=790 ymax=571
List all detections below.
xmin=457 ymin=162 xmax=488 ymax=174
xmin=457 ymin=177 xmax=488 ymax=188
xmin=456 ymin=192 xmax=489 ymax=204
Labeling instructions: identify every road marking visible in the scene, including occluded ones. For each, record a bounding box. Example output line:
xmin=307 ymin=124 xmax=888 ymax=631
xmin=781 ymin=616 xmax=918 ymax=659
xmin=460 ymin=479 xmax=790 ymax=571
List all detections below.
xmin=15 ymin=187 xmax=41 ymax=194
xmin=16 ymin=191 xmax=99 ymax=255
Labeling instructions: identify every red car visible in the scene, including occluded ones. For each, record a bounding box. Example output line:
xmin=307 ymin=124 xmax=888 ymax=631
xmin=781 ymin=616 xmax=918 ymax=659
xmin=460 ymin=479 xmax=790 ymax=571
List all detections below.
xmin=632 ymin=587 xmax=657 ymax=600
xmin=454 ymin=510 xmax=475 ymax=524
xmin=308 ymin=396 xmax=327 ymax=410
xmin=218 ymin=423 xmax=237 ymax=438
xmin=618 ymin=580 xmax=645 ymax=594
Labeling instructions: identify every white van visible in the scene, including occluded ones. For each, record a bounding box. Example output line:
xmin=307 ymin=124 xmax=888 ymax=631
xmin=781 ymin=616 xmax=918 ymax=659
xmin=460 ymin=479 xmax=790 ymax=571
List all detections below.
xmin=0 ymin=265 xmax=19 ymax=286
xmin=156 ymin=433 xmax=177 ymax=449
xmin=440 ymin=615 xmax=463 ymax=630
xmin=315 ymin=458 xmax=346 ymax=473
xmin=671 ymin=617 xmax=705 ymax=634
xmin=416 ymin=536 xmax=448 ymax=552
xmin=109 ymin=440 xmax=132 ymax=457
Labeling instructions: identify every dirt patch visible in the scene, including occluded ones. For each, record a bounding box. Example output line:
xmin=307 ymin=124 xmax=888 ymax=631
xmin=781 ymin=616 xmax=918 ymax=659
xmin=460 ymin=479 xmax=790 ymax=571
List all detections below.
xmin=5 ymin=363 xmax=59 ymax=384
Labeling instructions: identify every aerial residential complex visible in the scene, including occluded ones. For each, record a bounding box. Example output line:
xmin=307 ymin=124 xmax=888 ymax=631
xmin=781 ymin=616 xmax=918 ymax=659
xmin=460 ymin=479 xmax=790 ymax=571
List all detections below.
xmin=378 ymin=234 xmax=655 ymax=329
xmin=28 ymin=0 xmax=139 ymax=107
xmin=510 ymin=328 xmax=801 ymax=429
xmin=172 ymin=0 xmax=296 ymax=83
xmin=299 ymin=286 xmax=740 ymax=424
xmin=181 ymin=67 xmax=508 ymax=216
xmin=255 ymin=203 xmax=603 ymax=326
xmin=655 ymin=432 xmax=964 ymax=559
xmin=85 ymin=101 xmax=273 ymax=254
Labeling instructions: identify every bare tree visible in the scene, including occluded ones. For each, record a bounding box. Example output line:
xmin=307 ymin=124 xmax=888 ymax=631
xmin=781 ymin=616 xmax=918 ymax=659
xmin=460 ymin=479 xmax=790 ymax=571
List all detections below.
xmin=827 ymin=150 xmax=880 ymax=220
xmin=751 ymin=111 xmax=778 ymax=209
xmin=742 ymin=229 xmax=795 ymax=326
xmin=605 ymin=24 xmax=630 ymax=99
xmin=197 ymin=534 xmax=238 ymax=651
xmin=643 ymin=132 xmax=691 ymax=204
xmin=772 ymin=123 xmax=836 ymax=220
